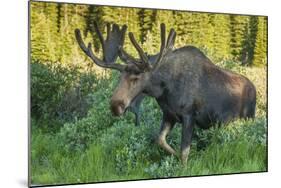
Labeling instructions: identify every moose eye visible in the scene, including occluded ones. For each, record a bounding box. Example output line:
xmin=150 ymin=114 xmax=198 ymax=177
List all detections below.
xmin=130 ymin=77 xmax=139 ymax=83
xmin=131 ymin=77 xmax=139 ymax=82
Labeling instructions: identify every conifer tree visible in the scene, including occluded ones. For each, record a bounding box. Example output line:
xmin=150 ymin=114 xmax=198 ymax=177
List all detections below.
xmin=253 ymin=17 xmax=267 ymax=66
xmin=212 ymin=14 xmax=232 ymax=61
xmin=30 ymin=2 xmax=57 ymax=62
xmin=172 ymin=11 xmax=193 ymax=47
xmin=240 ymin=16 xmax=258 ymax=66
xmin=85 ymin=5 xmax=104 ymax=52
xmin=229 ymin=15 xmax=249 ymax=61
xmin=30 ymin=2 xmax=267 ymax=68
xmin=138 ymin=9 xmax=155 ymax=44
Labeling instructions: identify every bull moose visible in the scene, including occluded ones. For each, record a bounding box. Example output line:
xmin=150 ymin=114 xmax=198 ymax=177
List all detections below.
xmin=75 ymin=22 xmax=256 ymax=164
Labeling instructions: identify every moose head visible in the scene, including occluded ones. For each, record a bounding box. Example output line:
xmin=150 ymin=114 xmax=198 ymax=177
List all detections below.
xmin=75 ymin=23 xmax=176 ymax=117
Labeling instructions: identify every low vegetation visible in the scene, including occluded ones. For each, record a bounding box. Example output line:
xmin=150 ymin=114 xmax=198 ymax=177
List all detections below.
xmin=30 ymin=60 xmax=267 ymax=186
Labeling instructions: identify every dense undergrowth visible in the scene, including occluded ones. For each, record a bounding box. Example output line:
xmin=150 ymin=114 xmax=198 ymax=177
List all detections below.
xmin=30 ymin=60 xmax=267 ymax=186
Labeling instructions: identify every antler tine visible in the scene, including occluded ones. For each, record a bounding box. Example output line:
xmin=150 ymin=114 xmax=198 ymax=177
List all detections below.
xmin=112 ymin=23 xmax=119 ymax=33
xmin=118 ymin=25 xmax=143 ymax=66
xmin=120 ymin=24 xmax=127 ymax=47
xmin=119 ymin=46 xmax=146 ymax=71
xmin=75 ymin=28 xmax=125 ymax=71
xmin=124 ymin=23 xmax=176 ymax=72
xmin=128 ymin=32 xmax=150 ymax=67
xmin=93 ymin=21 xmax=105 ymax=54
xmin=117 ymin=25 xmax=135 ymax=64
xmin=166 ymin=28 xmax=176 ymax=50
xmin=152 ymin=23 xmax=167 ymax=70
xmin=75 ymin=29 xmax=89 ymax=54
xmin=106 ymin=23 xmax=111 ymax=41
xmin=119 ymin=46 xmax=138 ymax=63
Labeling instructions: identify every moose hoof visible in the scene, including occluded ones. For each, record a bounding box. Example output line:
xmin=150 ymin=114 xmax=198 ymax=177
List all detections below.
xmin=157 ymin=137 xmax=164 ymax=146
xmin=180 ymin=147 xmax=190 ymax=166
xmin=180 ymin=156 xmax=188 ymax=166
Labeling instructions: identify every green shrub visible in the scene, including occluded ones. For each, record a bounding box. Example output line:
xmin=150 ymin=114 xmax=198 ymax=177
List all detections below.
xmin=217 ymin=117 xmax=266 ymax=145
xmin=58 ymin=82 xmax=118 ymax=152
xmin=58 ymin=114 xmax=115 ymax=152
xmin=193 ymin=117 xmax=266 ymax=151
xmin=144 ymin=156 xmax=180 ymax=178
xmin=31 ymin=60 xmax=97 ymax=128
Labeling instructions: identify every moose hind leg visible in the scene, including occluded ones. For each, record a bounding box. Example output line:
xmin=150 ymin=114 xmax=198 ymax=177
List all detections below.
xmin=157 ymin=115 xmax=176 ymax=155
xmin=181 ymin=115 xmax=194 ymax=165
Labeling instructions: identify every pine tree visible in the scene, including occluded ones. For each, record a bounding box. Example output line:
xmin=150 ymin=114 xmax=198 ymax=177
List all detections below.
xmin=229 ymin=15 xmax=249 ymax=62
xmin=172 ymin=11 xmax=193 ymax=47
xmin=30 ymin=2 xmax=58 ymax=62
xmin=138 ymin=9 xmax=155 ymax=44
xmin=122 ymin=8 xmax=140 ymax=57
xmin=240 ymin=16 xmax=258 ymax=66
xmin=253 ymin=17 xmax=267 ymax=66
xmin=69 ymin=4 xmax=89 ymax=65
xmin=144 ymin=10 xmax=175 ymax=54
xmin=84 ymin=5 xmax=104 ymax=52
xmin=211 ymin=14 xmax=232 ymax=61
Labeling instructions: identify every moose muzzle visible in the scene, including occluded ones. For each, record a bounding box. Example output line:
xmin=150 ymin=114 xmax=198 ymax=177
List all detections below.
xmin=110 ymin=100 xmax=127 ymax=116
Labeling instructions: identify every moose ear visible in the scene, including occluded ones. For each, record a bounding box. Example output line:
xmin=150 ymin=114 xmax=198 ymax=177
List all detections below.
xmin=124 ymin=64 xmax=144 ymax=74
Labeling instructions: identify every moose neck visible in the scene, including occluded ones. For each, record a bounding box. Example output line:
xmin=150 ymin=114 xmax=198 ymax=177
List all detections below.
xmin=143 ymin=69 xmax=170 ymax=99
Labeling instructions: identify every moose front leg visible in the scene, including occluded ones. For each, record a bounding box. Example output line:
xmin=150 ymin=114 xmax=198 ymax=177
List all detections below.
xmin=181 ymin=115 xmax=194 ymax=165
xmin=157 ymin=113 xmax=177 ymax=156
xmin=134 ymin=111 xmax=140 ymax=127
xmin=129 ymin=93 xmax=145 ymax=127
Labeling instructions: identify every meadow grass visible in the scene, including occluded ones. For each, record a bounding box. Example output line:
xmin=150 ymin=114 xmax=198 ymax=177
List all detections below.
xmin=31 ymin=116 xmax=267 ymax=185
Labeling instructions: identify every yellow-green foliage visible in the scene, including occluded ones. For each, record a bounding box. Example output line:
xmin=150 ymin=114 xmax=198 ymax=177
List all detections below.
xmin=253 ymin=17 xmax=267 ymax=66
xmin=243 ymin=66 xmax=267 ymax=116
xmin=30 ymin=1 xmax=267 ymax=68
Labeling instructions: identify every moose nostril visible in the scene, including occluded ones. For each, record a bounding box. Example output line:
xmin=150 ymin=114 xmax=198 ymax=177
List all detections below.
xmin=110 ymin=100 xmax=126 ymax=116
xmin=118 ymin=101 xmax=125 ymax=109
